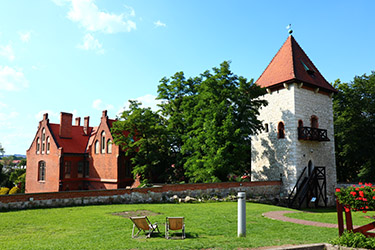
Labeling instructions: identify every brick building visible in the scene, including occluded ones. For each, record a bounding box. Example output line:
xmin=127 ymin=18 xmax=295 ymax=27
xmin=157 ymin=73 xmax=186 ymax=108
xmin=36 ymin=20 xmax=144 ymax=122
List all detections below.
xmin=25 ymin=110 xmax=135 ymax=193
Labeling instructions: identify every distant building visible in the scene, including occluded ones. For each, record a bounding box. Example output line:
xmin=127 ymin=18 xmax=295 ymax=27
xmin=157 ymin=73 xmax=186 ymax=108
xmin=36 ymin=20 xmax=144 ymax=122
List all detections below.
xmin=251 ymin=35 xmax=337 ymax=205
xmin=26 ymin=110 xmax=136 ymax=193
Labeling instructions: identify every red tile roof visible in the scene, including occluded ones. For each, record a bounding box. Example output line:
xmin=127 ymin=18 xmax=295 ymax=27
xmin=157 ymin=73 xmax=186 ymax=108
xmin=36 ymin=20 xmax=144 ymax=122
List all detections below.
xmin=49 ymin=124 xmax=93 ymax=154
xmin=256 ymin=35 xmax=337 ymax=93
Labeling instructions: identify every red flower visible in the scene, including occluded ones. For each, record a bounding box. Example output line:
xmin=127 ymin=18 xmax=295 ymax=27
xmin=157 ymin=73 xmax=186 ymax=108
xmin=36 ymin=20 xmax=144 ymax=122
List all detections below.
xmin=344 ymin=207 xmax=350 ymax=212
xmin=359 ymin=182 xmax=363 ymax=185
xmin=373 ymin=196 xmax=375 ymax=200
xmin=355 ymin=187 xmax=360 ymax=191
xmin=335 ymin=188 xmax=341 ymax=192
xmin=359 ymin=191 xmax=364 ymax=197
xmin=363 ymin=198 xmax=368 ymax=201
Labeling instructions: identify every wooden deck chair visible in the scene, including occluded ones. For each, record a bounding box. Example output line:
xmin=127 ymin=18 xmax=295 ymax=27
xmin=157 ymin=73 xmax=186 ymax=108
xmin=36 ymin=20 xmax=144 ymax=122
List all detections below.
xmin=130 ymin=216 xmax=160 ymax=238
xmin=165 ymin=217 xmax=185 ymax=239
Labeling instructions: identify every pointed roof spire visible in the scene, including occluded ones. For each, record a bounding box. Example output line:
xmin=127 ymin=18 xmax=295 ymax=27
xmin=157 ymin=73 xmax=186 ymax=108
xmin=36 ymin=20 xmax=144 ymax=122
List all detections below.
xmin=256 ymin=35 xmax=337 ymax=93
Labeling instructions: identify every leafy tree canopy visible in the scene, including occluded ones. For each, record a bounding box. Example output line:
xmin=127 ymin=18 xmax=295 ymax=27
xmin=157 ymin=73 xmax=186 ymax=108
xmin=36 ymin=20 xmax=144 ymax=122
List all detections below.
xmin=111 ymin=100 xmax=171 ymax=184
xmin=158 ymin=61 xmax=267 ymax=183
xmin=333 ymin=71 xmax=375 ymax=182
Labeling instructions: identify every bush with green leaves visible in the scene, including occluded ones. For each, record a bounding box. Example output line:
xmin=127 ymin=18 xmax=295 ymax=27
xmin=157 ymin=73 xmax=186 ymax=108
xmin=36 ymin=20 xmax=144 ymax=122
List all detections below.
xmin=336 ymin=182 xmax=375 ymax=212
xmin=0 ymin=187 xmax=10 ymax=195
xmin=330 ymin=231 xmax=375 ymax=248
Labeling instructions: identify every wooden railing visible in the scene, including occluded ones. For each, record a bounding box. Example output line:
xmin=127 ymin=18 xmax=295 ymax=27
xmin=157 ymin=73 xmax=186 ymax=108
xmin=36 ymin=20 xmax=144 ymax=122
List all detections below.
xmin=298 ymin=127 xmax=329 ymax=141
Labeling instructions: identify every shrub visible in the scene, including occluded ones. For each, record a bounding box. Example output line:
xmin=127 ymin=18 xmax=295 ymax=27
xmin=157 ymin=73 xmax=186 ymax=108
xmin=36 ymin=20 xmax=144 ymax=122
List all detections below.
xmin=336 ymin=182 xmax=375 ymax=212
xmin=9 ymin=186 xmax=20 ymax=194
xmin=0 ymin=187 xmax=10 ymax=195
xmin=330 ymin=231 xmax=375 ymax=248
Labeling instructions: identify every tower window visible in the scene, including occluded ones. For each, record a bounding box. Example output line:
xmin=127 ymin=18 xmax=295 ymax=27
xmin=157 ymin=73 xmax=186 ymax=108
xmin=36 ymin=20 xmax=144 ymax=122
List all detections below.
xmin=264 ymin=123 xmax=269 ymax=133
xmin=298 ymin=120 xmax=303 ymax=128
xmin=278 ymin=122 xmax=285 ymax=139
xmin=311 ymin=116 xmax=319 ymax=128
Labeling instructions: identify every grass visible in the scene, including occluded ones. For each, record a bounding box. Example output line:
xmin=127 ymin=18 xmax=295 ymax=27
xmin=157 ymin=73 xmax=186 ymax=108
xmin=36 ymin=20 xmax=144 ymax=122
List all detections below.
xmin=286 ymin=207 xmax=375 ymax=226
xmin=0 ymin=202 xmax=339 ymax=250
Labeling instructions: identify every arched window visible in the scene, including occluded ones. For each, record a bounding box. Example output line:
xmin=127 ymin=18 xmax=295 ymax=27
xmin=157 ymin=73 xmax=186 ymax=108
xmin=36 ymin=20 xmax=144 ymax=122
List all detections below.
xmin=38 ymin=161 xmax=46 ymax=181
xmin=107 ymin=139 xmax=112 ymax=154
xmin=42 ymin=128 xmax=46 ymax=154
xmin=46 ymin=137 xmax=50 ymax=154
xmin=278 ymin=122 xmax=285 ymax=139
xmin=95 ymin=140 xmax=99 ymax=154
xmin=101 ymin=131 xmax=105 ymax=154
xmin=311 ymin=116 xmax=318 ymax=128
xmin=36 ymin=137 xmax=40 ymax=154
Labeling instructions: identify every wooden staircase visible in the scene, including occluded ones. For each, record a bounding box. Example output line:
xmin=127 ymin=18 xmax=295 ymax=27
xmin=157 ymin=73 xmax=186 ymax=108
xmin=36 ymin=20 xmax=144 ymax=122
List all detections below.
xmin=288 ymin=166 xmax=327 ymax=208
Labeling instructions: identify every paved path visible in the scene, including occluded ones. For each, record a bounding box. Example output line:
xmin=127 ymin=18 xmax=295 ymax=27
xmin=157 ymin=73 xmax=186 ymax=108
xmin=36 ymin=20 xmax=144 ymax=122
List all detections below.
xmin=262 ymin=210 xmax=338 ymax=228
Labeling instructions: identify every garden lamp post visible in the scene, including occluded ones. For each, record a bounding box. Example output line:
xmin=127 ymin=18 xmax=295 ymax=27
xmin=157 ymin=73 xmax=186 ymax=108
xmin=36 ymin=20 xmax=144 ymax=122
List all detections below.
xmin=237 ymin=191 xmax=246 ymax=237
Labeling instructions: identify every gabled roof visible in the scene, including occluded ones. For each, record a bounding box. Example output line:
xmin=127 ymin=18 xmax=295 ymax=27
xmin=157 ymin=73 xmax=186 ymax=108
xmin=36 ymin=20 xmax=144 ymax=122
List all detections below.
xmin=256 ymin=35 xmax=337 ymax=93
xmin=49 ymin=124 xmax=93 ymax=154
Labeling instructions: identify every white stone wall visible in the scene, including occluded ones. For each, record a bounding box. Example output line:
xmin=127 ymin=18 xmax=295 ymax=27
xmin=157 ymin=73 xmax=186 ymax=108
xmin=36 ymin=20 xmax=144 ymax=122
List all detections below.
xmin=251 ymin=83 xmax=337 ymax=204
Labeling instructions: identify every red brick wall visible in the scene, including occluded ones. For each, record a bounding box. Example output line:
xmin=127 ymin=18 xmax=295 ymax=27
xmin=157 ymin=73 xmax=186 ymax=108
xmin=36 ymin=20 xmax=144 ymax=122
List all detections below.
xmin=89 ymin=115 xmax=121 ymax=189
xmin=1 ymin=181 xmax=281 ymax=204
xmin=26 ymin=118 xmax=61 ymax=193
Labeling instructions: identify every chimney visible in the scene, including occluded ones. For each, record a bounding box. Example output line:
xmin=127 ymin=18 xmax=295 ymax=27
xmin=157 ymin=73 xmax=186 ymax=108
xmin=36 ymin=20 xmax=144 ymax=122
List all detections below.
xmin=84 ymin=116 xmax=90 ymax=135
xmin=102 ymin=110 xmax=108 ymax=119
xmin=59 ymin=112 xmax=72 ymax=138
xmin=43 ymin=113 xmax=48 ymax=120
xmin=75 ymin=117 xmax=81 ymax=126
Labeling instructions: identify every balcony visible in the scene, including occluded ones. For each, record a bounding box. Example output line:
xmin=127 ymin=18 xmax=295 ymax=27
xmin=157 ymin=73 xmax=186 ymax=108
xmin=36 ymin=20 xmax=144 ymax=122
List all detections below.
xmin=298 ymin=127 xmax=330 ymax=141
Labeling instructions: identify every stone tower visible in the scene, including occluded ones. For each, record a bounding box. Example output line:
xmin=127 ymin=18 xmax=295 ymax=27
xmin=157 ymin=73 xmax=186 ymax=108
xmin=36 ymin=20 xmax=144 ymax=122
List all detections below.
xmin=251 ymin=35 xmax=337 ymax=205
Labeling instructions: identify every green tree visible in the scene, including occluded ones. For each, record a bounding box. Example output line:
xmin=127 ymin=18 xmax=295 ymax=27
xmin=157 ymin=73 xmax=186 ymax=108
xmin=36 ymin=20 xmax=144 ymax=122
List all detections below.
xmin=18 ymin=158 xmax=26 ymax=168
xmin=333 ymin=71 xmax=375 ymax=182
xmin=158 ymin=61 xmax=267 ymax=183
xmin=0 ymin=143 xmax=4 ymax=156
xmin=111 ymin=100 xmax=171 ymax=184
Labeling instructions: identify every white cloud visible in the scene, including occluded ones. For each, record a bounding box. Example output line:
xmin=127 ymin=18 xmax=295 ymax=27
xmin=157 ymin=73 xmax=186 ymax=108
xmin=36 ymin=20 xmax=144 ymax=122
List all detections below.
xmin=77 ymin=33 xmax=104 ymax=54
xmin=0 ymin=66 xmax=29 ymax=91
xmin=67 ymin=0 xmax=136 ymax=34
xmin=119 ymin=94 xmax=163 ymax=114
xmin=0 ymin=44 xmax=15 ymax=61
xmin=154 ymin=20 xmax=166 ymax=28
xmin=19 ymin=31 xmax=32 ymax=43
xmin=92 ymin=98 xmax=114 ymax=111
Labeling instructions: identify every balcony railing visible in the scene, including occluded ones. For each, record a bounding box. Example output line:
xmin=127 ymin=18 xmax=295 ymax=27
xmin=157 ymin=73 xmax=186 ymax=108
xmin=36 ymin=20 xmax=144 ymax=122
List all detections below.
xmin=298 ymin=127 xmax=330 ymax=141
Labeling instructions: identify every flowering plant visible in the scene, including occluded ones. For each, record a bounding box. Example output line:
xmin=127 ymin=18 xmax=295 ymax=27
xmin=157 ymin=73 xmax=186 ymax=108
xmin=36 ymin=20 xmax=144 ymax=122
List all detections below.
xmin=336 ymin=183 xmax=375 ymax=213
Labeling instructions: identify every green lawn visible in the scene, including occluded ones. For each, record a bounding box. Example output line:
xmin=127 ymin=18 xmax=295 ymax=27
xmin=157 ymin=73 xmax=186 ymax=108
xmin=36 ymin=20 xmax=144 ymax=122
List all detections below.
xmin=0 ymin=202 xmax=338 ymax=250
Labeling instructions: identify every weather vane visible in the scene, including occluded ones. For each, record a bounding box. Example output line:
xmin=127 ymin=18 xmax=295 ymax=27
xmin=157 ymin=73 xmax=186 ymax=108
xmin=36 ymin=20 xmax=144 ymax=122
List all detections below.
xmin=286 ymin=24 xmax=293 ymax=35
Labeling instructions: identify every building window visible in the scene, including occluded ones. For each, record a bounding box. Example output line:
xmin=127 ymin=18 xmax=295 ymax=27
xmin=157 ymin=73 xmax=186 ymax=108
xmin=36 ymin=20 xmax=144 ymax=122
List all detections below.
xmin=64 ymin=161 xmax=71 ymax=179
xmin=95 ymin=140 xmax=99 ymax=154
xmin=298 ymin=120 xmax=303 ymax=128
xmin=264 ymin=123 xmax=269 ymax=133
xmin=107 ymin=139 xmax=112 ymax=154
xmin=38 ymin=161 xmax=46 ymax=181
xmin=278 ymin=122 xmax=285 ymax=139
xmin=78 ymin=162 xmax=84 ymax=178
xmin=101 ymin=131 xmax=105 ymax=154
xmin=46 ymin=137 xmax=50 ymax=154
xmin=36 ymin=137 xmax=40 ymax=154
xmin=42 ymin=128 xmax=46 ymax=154
xmin=311 ymin=115 xmax=318 ymax=128
xmin=84 ymin=162 xmax=89 ymax=177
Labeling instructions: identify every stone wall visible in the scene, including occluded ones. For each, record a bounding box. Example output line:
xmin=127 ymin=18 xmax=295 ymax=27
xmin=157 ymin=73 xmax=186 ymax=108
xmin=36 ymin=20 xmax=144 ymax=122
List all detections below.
xmin=251 ymin=83 xmax=337 ymax=205
xmin=0 ymin=181 xmax=281 ymax=211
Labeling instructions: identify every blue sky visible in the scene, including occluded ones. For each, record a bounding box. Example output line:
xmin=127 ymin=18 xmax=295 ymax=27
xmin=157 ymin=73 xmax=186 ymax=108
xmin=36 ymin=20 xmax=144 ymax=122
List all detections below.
xmin=0 ymin=0 xmax=374 ymax=155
